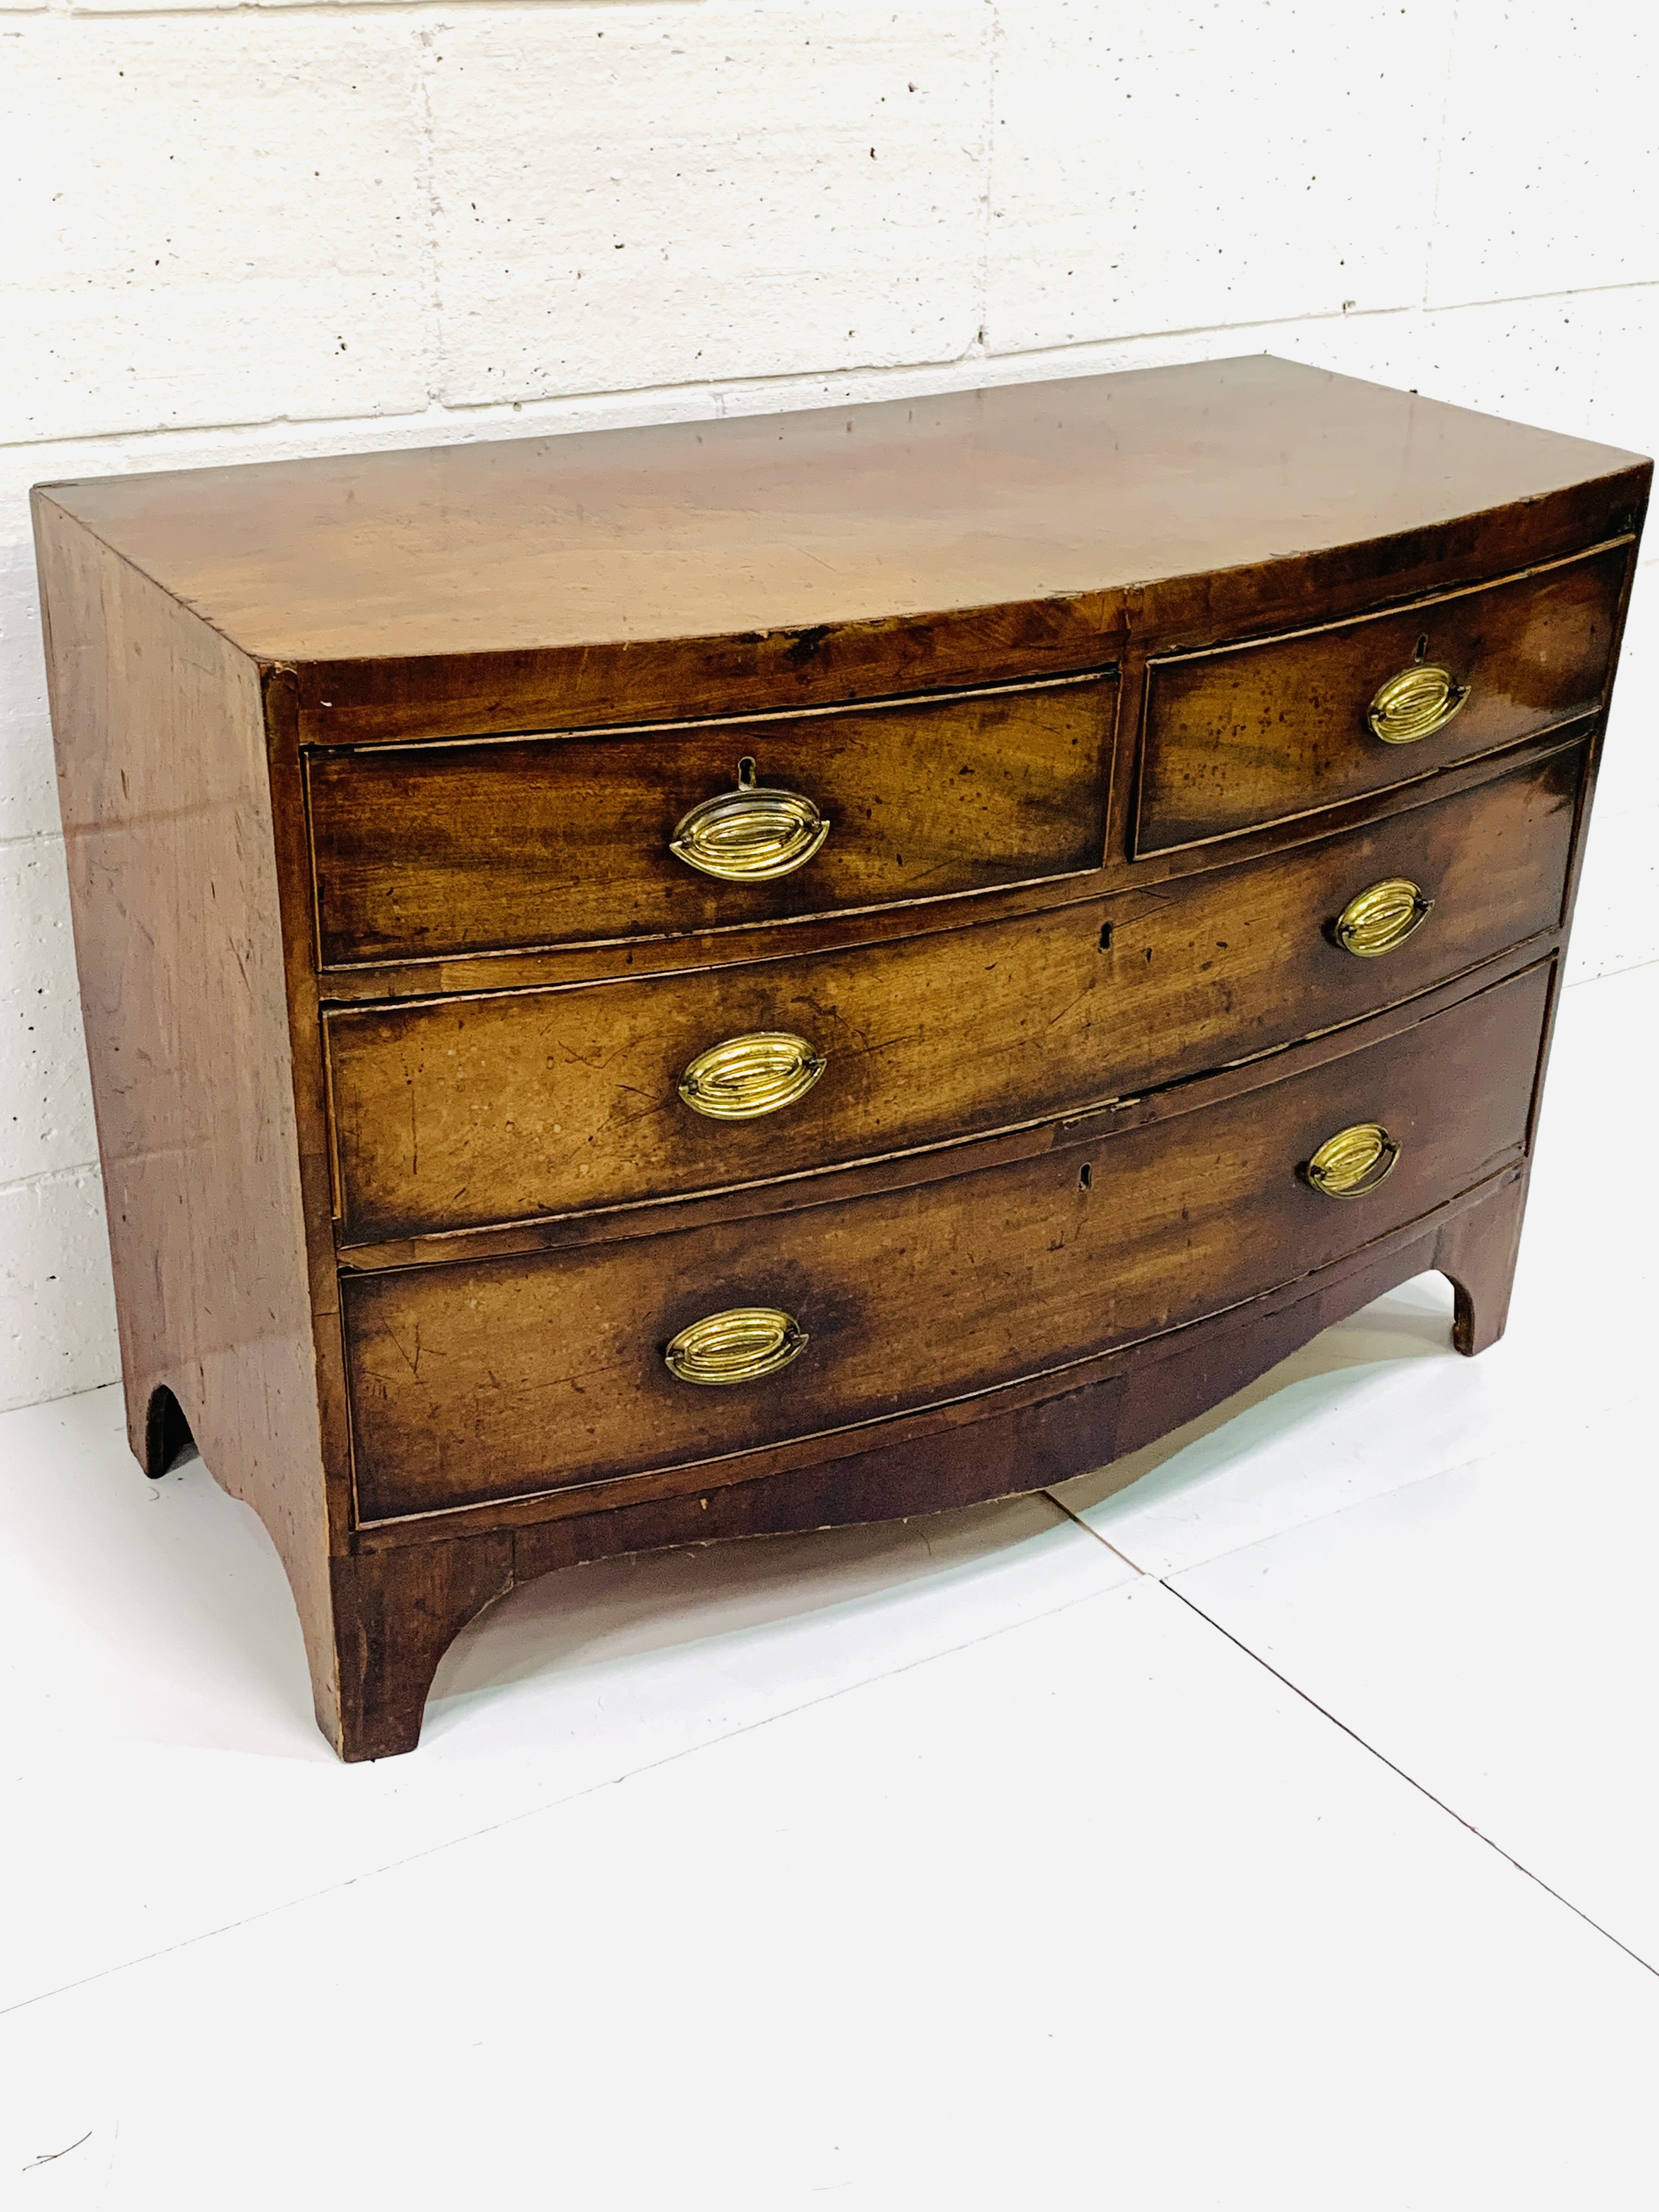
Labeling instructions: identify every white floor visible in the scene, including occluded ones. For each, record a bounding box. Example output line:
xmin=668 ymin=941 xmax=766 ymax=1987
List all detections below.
xmin=3 ymin=962 xmax=1657 ymax=2211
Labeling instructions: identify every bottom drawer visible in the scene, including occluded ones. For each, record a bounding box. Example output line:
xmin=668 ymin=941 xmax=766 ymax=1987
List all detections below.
xmin=345 ymin=960 xmax=1552 ymax=1522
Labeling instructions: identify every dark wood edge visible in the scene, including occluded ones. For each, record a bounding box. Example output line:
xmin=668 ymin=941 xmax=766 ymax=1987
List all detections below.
xmin=261 ymin=665 xmax=359 ymax=1555
xmin=1130 ymin=720 xmax=1600 ymax=867
xmin=1127 ymin=469 xmax=1650 ymax=658
xmin=284 ymin=469 xmax=1650 ymax=748
xmin=318 ymin=1008 xmax=345 ymax=1227
xmin=314 ymin=867 xmax=1114 ymax=996
xmin=297 ymin=704 xmax=329 ymax=984
xmin=349 ymin=1163 xmax=1524 ymax=1557
xmin=294 ymin=590 xmax=1124 ymax=746
xmin=314 ymin=853 xmax=1110 ymax=978
xmin=334 ymin=942 xmax=1559 ymax=1273
xmin=1521 ymin=957 xmax=1564 ymax=1160
xmin=1522 ymin=529 xmax=1647 ymax=1170
xmin=310 ymin=719 xmax=1593 ymax=1005
xmin=1559 ymin=517 xmax=1646 ymax=938
xmin=309 ymin=662 xmax=1120 ymax=758
xmin=1142 ymin=534 xmax=1635 ymax=671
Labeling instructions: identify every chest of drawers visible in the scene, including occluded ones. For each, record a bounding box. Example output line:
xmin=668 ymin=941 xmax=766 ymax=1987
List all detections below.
xmin=33 ymin=357 xmax=1649 ymax=1759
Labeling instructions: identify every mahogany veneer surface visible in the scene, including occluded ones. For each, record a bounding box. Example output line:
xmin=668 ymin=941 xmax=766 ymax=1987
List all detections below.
xmin=324 ymin=745 xmax=1579 ymax=1244
xmin=1137 ymin=542 xmax=1626 ymax=852
xmin=32 ymin=356 xmax=1649 ymax=1758
xmin=308 ymin=669 xmax=1116 ymax=963
xmin=345 ymin=962 xmax=1551 ymax=1523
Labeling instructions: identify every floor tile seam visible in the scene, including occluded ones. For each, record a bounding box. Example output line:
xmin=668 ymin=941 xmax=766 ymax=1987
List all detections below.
xmin=1564 ymin=947 xmax=1659 ymax=989
xmin=1050 ymin=1444 xmax=1494 ymax=1583
xmin=1042 ymin=1486 xmax=1146 ymax=1572
xmin=0 ymin=1558 xmax=1140 ymax=2023
xmin=1163 ymin=1581 xmax=1659 ymax=1985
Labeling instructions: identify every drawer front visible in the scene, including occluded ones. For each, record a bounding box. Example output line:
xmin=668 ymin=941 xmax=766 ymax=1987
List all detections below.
xmin=1136 ymin=542 xmax=1626 ymax=855
xmin=345 ymin=960 xmax=1551 ymax=1521
xmin=326 ymin=746 xmax=1578 ymax=1243
xmin=307 ymin=672 xmax=1114 ymax=967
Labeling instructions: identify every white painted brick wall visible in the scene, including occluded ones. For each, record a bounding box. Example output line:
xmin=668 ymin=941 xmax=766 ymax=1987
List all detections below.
xmin=2 ymin=1 xmax=1655 ymax=1410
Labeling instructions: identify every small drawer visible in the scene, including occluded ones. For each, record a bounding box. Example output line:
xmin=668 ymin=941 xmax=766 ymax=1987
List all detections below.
xmin=343 ymin=958 xmax=1551 ymax=1522
xmin=1135 ymin=541 xmax=1627 ymax=856
xmin=324 ymin=744 xmax=1579 ymax=1244
xmin=306 ymin=670 xmax=1115 ymax=968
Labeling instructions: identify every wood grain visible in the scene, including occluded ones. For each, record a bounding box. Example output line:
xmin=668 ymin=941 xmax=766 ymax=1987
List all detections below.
xmin=30 ymin=496 xmax=342 ymax=1742
xmin=343 ymin=961 xmax=1552 ymax=1523
xmin=324 ymin=744 xmax=1581 ymax=1243
xmin=33 ymin=357 xmax=1647 ymax=690
xmin=307 ymin=672 xmax=1115 ymax=966
xmin=1136 ymin=543 xmax=1627 ymax=853
xmin=301 ymin=726 xmax=1591 ymax=1009
xmin=330 ymin=1538 xmax=514 ymax=1762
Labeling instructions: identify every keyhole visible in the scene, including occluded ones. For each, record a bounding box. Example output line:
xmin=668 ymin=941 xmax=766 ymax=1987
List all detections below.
xmin=1098 ymin=923 xmax=1114 ymax=951
xmin=1413 ymin=634 xmax=1429 ymax=664
xmin=737 ymin=756 xmax=757 ymax=789
xmin=1079 ymin=1163 xmax=1093 ymax=1191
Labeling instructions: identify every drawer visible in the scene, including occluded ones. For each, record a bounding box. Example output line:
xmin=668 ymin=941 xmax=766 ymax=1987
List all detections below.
xmin=307 ymin=670 xmax=1115 ymax=967
xmin=1135 ymin=541 xmax=1626 ymax=855
xmin=344 ymin=959 xmax=1552 ymax=1521
xmin=325 ymin=744 xmax=1579 ymax=1243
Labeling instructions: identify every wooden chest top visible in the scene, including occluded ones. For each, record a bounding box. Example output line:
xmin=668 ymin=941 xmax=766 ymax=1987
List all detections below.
xmin=37 ymin=354 xmax=1645 ymax=668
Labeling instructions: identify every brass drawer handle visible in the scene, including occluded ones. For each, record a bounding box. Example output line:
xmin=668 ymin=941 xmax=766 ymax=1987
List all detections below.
xmin=1304 ymin=1121 xmax=1400 ymax=1199
xmin=678 ymin=1030 xmax=827 ymax=1120
xmin=1334 ymin=877 xmax=1435 ymax=958
xmin=670 ymin=757 xmax=831 ymax=882
xmin=1367 ymin=661 xmax=1470 ymax=746
xmin=664 ymin=1306 xmax=808 ymax=1386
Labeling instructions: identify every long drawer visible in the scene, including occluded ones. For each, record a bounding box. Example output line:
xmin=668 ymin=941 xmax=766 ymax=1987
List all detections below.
xmin=306 ymin=669 xmax=1115 ymax=967
xmin=343 ymin=959 xmax=1552 ymax=1522
xmin=1135 ymin=541 xmax=1625 ymax=855
xmin=325 ymin=744 xmax=1579 ymax=1243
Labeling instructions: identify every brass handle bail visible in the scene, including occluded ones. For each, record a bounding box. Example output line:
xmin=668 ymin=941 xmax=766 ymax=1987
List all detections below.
xmin=678 ymin=1031 xmax=827 ymax=1120
xmin=1304 ymin=1121 xmax=1400 ymax=1199
xmin=1367 ymin=652 xmax=1470 ymax=746
xmin=669 ymin=757 xmax=831 ymax=882
xmin=664 ymin=1306 xmax=808 ymax=1386
xmin=1334 ymin=877 xmax=1435 ymax=958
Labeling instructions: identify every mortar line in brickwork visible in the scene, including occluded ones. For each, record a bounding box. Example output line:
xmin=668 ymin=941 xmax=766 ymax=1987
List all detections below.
xmin=1421 ymin=0 xmax=1461 ymax=311
xmin=0 ymin=1161 xmax=103 ymax=1201
xmin=972 ymin=0 xmax=998 ymax=362
xmin=414 ymin=18 xmax=443 ymax=409
xmin=4 ymin=281 xmax=1655 ymax=464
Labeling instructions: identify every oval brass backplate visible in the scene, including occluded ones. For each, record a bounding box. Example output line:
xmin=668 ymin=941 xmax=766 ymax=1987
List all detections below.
xmin=678 ymin=1031 xmax=827 ymax=1121
xmin=1303 ymin=1121 xmax=1400 ymax=1199
xmin=669 ymin=760 xmax=831 ymax=882
xmin=1334 ymin=877 xmax=1435 ymax=958
xmin=1366 ymin=662 xmax=1470 ymax=746
xmin=664 ymin=1306 xmax=808 ymax=1386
